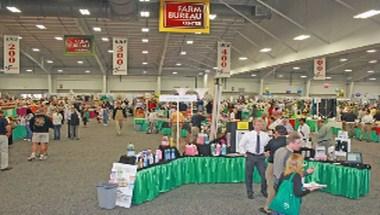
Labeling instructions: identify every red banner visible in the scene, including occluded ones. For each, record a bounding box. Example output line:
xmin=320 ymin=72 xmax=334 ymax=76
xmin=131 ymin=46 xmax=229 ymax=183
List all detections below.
xmin=64 ymin=35 xmax=94 ymax=56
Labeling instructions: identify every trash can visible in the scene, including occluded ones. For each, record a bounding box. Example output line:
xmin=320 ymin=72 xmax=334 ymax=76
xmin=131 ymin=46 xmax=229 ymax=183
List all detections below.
xmin=96 ymin=183 xmax=118 ymax=209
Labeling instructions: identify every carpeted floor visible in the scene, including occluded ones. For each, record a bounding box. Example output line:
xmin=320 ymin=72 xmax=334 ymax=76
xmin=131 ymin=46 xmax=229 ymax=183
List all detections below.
xmin=0 ymin=119 xmax=379 ymax=215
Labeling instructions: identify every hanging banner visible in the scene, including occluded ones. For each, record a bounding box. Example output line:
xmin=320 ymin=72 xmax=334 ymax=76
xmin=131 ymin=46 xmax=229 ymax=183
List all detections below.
xmin=216 ymin=41 xmax=231 ymax=78
xmin=4 ymin=35 xmax=20 ymax=74
xmin=113 ymin=37 xmax=128 ymax=75
xmin=159 ymin=0 xmax=210 ymax=34
xmin=314 ymin=57 xmax=326 ymax=80
xmin=64 ymin=35 xmax=94 ymax=56
xmin=159 ymin=95 xmax=197 ymax=102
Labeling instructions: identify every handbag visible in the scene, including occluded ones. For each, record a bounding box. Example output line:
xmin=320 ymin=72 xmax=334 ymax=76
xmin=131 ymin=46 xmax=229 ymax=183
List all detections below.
xmin=269 ymin=173 xmax=301 ymax=215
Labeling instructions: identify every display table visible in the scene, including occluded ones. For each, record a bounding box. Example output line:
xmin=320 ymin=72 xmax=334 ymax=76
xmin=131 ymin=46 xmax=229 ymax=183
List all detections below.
xmin=132 ymin=157 xmax=371 ymax=205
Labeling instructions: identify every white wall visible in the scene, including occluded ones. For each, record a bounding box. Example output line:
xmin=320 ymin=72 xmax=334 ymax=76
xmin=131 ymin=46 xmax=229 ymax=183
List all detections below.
xmin=0 ymin=74 xmax=48 ymax=90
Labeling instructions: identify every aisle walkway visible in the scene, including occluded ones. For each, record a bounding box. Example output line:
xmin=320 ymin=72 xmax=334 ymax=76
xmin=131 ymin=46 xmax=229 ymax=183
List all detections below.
xmin=0 ymin=120 xmax=379 ymax=215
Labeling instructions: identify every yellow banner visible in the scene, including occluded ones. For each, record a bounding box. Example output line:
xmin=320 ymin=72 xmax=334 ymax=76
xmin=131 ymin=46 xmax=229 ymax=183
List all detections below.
xmin=237 ymin=122 xmax=249 ymax=130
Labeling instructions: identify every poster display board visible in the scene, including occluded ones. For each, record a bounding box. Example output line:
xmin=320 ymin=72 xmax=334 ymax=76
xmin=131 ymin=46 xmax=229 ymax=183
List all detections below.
xmin=216 ymin=41 xmax=231 ymax=78
xmin=159 ymin=0 xmax=210 ymax=34
xmin=110 ymin=163 xmax=137 ymax=208
xmin=113 ymin=37 xmax=128 ymax=75
xmin=64 ymin=35 xmax=94 ymax=56
xmin=314 ymin=57 xmax=326 ymax=80
xmin=3 ymin=35 xmax=20 ymax=74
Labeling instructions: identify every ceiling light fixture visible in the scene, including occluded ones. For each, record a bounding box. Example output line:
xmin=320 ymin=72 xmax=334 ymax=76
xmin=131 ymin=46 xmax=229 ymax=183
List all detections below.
xmin=339 ymin=58 xmax=348 ymax=62
xmin=142 ymin=50 xmax=149 ymax=54
xmin=140 ymin=11 xmax=150 ymax=17
xmin=172 ymin=72 xmax=178 ymax=75
xmin=54 ymin=36 xmax=63 ymax=41
xmin=209 ymin=14 xmax=217 ymax=20
xmin=108 ymin=50 xmax=114 ymax=53
xmin=366 ymin=49 xmax=377 ymax=53
xmin=367 ymin=70 xmax=375 ymax=74
xmin=278 ymin=74 xmax=284 ymax=78
xmin=176 ymin=63 xmax=182 ymax=66
xmin=205 ymin=69 xmax=210 ymax=73
xmin=326 ymin=76 xmax=332 ymax=80
xmin=293 ymin=66 xmax=300 ymax=70
xmin=46 ymin=60 xmax=54 ymax=64
xmin=18 ymin=36 xmax=23 ymax=40
xmin=293 ymin=34 xmax=311 ymax=41
xmin=353 ymin=10 xmax=380 ymax=19
xmin=57 ymin=69 xmax=63 ymax=73
xmin=344 ymin=69 xmax=352 ymax=72
xmin=142 ymin=62 xmax=148 ymax=65
xmin=36 ymin=24 xmax=46 ymax=30
xmin=139 ymin=0 xmax=150 ymax=2
xmin=239 ymin=57 xmax=248 ymax=61
xmin=251 ymin=74 xmax=257 ymax=77
xmin=259 ymin=48 xmax=272 ymax=53
xmin=186 ymin=40 xmax=194 ymax=45
xmin=32 ymin=48 xmax=40 ymax=52
xmin=101 ymin=37 xmax=109 ymax=42
xmin=77 ymin=60 xmax=84 ymax=64
xmin=213 ymin=67 xmax=218 ymax=70
xmin=93 ymin=27 xmax=102 ymax=32
xmin=141 ymin=28 xmax=150 ymax=32
xmin=143 ymin=70 xmax=147 ymax=74
xmin=142 ymin=38 xmax=149 ymax=43
xmin=26 ymin=69 xmax=32 ymax=72
xmin=300 ymin=75 xmax=308 ymax=78
xmin=369 ymin=77 xmax=377 ymax=81
xmin=194 ymin=32 xmax=202 ymax=35
xmin=79 ymin=9 xmax=90 ymax=15
xmin=369 ymin=60 xmax=378 ymax=64
xmin=85 ymin=70 xmax=91 ymax=74
xmin=6 ymin=6 xmax=21 ymax=13
xmin=180 ymin=51 xmax=187 ymax=55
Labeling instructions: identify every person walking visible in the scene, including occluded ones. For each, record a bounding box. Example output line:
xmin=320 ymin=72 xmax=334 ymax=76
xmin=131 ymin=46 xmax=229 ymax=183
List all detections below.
xmin=101 ymin=104 xmax=110 ymax=126
xmin=25 ymin=108 xmax=34 ymax=142
xmin=260 ymin=125 xmax=288 ymax=214
xmin=269 ymin=153 xmax=320 ymax=215
xmin=69 ymin=107 xmax=81 ymax=140
xmin=113 ymin=102 xmax=127 ymax=135
xmin=0 ymin=110 xmax=12 ymax=171
xmin=82 ymin=107 xmax=90 ymax=128
xmin=28 ymin=108 xmax=53 ymax=161
xmin=239 ymin=119 xmax=271 ymax=199
xmin=52 ymin=109 xmax=63 ymax=141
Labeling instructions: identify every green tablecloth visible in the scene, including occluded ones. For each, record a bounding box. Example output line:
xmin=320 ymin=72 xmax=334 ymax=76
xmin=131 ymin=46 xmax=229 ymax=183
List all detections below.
xmin=132 ymin=157 xmax=371 ymax=205
xmin=13 ymin=125 xmax=27 ymax=141
xmin=304 ymin=161 xmax=371 ymax=199
xmin=354 ymin=128 xmax=379 ymax=143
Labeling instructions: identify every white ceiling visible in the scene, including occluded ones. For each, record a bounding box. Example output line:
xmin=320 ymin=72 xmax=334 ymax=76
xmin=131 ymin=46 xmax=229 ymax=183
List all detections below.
xmin=0 ymin=0 xmax=379 ymax=83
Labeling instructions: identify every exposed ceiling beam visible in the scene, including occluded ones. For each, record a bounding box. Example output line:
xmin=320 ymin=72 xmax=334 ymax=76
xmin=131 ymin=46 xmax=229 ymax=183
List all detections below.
xmin=237 ymin=31 xmax=275 ymax=59
xmin=335 ymin=0 xmax=380 ymax=26
xmin=221 ymin=0 xmax=298 ymax=53
xmin=76 ymin=18 xmax=107 ymax=75
xmin=262 ymin=67 xmax=276 ymax=79
xmin=158 ymin=33 xmax=170 ymax=75
xmin=256 ymin=0 xmax=330 ymax=44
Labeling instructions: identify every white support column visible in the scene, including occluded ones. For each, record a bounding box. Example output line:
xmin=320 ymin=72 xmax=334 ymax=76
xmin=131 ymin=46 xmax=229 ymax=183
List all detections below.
xmin=259 ymin=79 xmax=264 ymax=95
xmin=348 ymin=81 xmax=354 ymax=98
xmin=47 ymin=73 xmax=53 ymax=94
xmin=203 ymin=73 xmax=208 ymax=88
xmin=305 ymin=79 xmax=311 ymax=97
xmin=102 ymin=75 xmax=107 ymax=93
xmin=156 ymin=76 xmax=161 ymax=94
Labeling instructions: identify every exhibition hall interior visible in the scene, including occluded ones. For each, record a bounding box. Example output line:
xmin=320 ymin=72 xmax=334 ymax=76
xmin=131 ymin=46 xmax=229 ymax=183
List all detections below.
xmin=0 ymin=0 xmax=379 ymax=214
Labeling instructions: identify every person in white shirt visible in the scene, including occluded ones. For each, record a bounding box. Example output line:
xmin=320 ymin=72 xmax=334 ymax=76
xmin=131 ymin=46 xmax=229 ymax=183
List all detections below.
xmin=361 ymin=110 xmax=374 ymax=142
xmin=52 ymin=109 xmax=63 ymax=140
xmin=239 ymin=119 xmax=271 ymax=199
xmin=297 ymin=118 xmax=311 ymax=147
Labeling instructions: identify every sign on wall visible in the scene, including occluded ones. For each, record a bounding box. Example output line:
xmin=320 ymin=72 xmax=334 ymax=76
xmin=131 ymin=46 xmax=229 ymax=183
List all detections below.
xmin=314 ymin=57 xmax=326 ymax=80
xmin=3 ymin=35 xmax=20 ymax=74
xmin=112 ymin=37 xmax=128 ymax=75
xmin=216 ymin=41 xmax=231 ymax=78
xmin=64 ymin=35 xmax=94 ymax=56
xmin=159 ymin=0 xmax=210 ymax=34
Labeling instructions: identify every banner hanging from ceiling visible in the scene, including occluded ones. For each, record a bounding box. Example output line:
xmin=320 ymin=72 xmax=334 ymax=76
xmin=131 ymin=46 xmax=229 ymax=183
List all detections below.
xmin=216 ymin=41 xmax=231 ymax=78
xmin=313 ymin=57 xmax=326 ymax=80
xmin=64 ymin=35 xmax=94 ymax=56
xmin=3 ymin=35 xmax=20 ymax=74
xmin=159 ymin=0 xmax=210 ymax=34
xmin=112 ymin=37 xmax=128 ymax=75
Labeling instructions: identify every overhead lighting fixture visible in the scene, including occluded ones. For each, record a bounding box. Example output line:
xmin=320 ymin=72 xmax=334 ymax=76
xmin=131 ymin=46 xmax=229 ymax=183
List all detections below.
xmin=32 ymin=48 xmax=40 ymax=52
xmin=142 ymin=38 xmax=149 ymax=43
xmin=300 ymin=75 xmax=308 ymax=78
xmin=369 ymin=77 xmax=377 ymax=81
xmin=205 ymin=69 xmax=210 ymax=73
xmin=194 ymin=32 xmax=202 ymax=35
xmin=140 ymin=11 xmax=150 ymax=17
xmin=326 ymin=76 xmax=332 ymax=80
xmin=367 ymin=70 xmax=375 ymax=74
xmin=26 ymin=69 xmax=33 ymax=72
xmin=77 ymin=60 xmax=84 ymax=64
xmin=143 ymin=70 xmax=147 ymax=74
xmin=251 ymin=74 xmax=257 ymax=77
xmin=213 ymin=67 xmax=218 ymax=70
xmin=79 ymin=9 xmax=90 ymax=15
xmin=93 ymin=27 xmax=102 ymax=32
xmin=141 ymin=28 xmax=150 ymax=32
xmin=344 ymin=69 xmax=352 ymax=72
xmin=353 ymin=10 xmax=380 ymax=19
xmin=180 ymin=51 xmax=187 ymax=55
xmin=18 ymin=36 xmax=23 ymax=40
xmin=142 ymin=62 xmax=148 ymax=65
xmin=176 ymin=63 xmax=182 ymax=66
xmin=209 ymin=14 xmax=217 ymax=20
xmin=142 ymin=50 xmax=149 ymax=54
xmin=85 ymin=70 xmax=91 ymax=74
xmin=101 ymin=37 xmax=109 ymax=42
xmin=366 ymin=49 xmax=377 ymax=53
xmin=6 ymin=6 xmax=21 ymax=13
xmin=369 ymin=60 xmax=378 ymax=64
xmin=186 ymin=40 xmax=194 ymax=45
xmin=239 ymin=57 xmax=248 ymax=61
xmin=278 ymin=74 xmax=284 ymax=78
xmin=54 ymin=36 xmax=63 ymax=41
xmin=36 ymin=24 xmax=46 ymax=30
xmin=259 ymin=48 xmax=272 ymax=53
xmin=172 ymin=71 xmax=178 ymax=75
xmin=57 ymin=69 xmax=63 ymax=73
xmin=139 ymin=0 xmax=150 ymax=2
xmin=108 ymin=50 xmax=114 ymax=53
xmin=339 ymin=58 xmax=348 ymax=62
xmin=293 ymin=34 xmax=311 ymax=41
xmin=46 ymin=60 xmax=54 ymax=64
xmin=293 ymin=66 xmax=300 ymax=70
